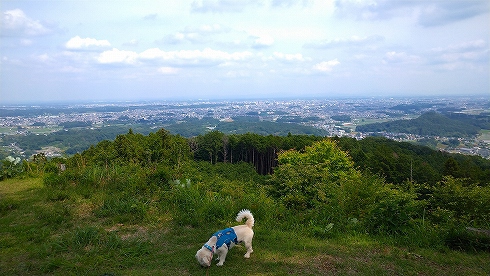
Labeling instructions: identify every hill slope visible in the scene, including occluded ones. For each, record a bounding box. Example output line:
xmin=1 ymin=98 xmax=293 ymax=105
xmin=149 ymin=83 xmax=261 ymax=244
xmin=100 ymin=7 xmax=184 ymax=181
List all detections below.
xmin=356 ymin=111 xmax=481 ymax=137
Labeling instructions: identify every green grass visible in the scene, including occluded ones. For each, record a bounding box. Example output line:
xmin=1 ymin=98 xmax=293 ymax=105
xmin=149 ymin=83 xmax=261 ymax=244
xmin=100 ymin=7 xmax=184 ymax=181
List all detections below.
xmin=478 ymin=129 xmax=490 ymax=142
xmin=1 ymin=178 xmax=489 ymax=275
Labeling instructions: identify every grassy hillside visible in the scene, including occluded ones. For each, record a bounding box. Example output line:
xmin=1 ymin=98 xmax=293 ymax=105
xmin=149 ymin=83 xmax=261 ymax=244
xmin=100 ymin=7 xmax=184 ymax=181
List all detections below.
xmin=2 ymin=132 xmax=489 ymax=275
xmin=1 ymin=177 xmax=489 ymax=276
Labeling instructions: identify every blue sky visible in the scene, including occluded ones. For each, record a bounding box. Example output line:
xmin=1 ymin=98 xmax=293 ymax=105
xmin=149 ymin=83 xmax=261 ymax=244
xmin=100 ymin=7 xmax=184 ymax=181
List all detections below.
xmin=1 ymin=0 xmax=489 ymax=104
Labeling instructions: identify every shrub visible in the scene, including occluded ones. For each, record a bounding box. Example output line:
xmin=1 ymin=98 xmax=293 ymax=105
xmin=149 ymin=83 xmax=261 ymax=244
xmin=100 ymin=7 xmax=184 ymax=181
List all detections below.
xmin=430 ymin=176 xmax=490 ymax=227
xmin=0 ymin=156 xmax=24 ymax=180
xmin=364 ymin=186 xmax=423 ymax=235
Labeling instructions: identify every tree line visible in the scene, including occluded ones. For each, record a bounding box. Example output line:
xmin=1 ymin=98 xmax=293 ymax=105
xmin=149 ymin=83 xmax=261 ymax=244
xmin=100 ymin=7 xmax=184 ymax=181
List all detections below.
xmin=191 ymin=131 xmax=490 ymax=186
xmin=3 ymin=127 xmax=490 ymax=187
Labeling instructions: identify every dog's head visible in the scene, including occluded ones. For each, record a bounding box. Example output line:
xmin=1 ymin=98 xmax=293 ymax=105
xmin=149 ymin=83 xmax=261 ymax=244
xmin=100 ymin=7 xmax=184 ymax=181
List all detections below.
xmin=196 ymin=236 xmax=217 ymax=267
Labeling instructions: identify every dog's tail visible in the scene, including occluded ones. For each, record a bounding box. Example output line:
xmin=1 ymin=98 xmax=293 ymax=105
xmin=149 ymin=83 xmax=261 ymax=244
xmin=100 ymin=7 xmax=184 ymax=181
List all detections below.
xmin=236 ymin=209 xmax=254 ymax=229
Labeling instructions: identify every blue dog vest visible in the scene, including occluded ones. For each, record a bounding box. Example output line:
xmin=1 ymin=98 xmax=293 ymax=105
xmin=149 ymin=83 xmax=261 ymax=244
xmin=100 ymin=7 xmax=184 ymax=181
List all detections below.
xmin=213 ymin=228 xmax=238 ymax=249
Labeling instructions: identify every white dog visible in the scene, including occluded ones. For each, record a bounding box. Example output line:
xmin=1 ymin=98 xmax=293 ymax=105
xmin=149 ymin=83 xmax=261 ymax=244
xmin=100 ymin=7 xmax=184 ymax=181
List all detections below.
xmin=196 ymin=209 xmax=254 ymax=267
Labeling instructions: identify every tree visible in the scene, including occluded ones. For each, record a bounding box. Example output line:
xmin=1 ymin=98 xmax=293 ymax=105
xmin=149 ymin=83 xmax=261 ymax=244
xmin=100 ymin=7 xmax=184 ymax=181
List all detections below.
xmin=269 ymin=139 xmax=355 ymax=210
xmin=443 ymin=157 xmax=460 ymax=178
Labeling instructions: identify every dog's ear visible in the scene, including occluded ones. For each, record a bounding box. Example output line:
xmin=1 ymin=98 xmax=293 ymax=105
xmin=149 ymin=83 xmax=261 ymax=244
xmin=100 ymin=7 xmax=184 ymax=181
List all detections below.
xmin=209 ymin=235 xmax=218 ymax=244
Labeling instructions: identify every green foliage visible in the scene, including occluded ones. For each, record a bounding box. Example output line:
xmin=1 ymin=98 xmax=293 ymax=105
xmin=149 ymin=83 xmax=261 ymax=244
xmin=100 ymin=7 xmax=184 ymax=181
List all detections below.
xmin=429 ymin=176 xmax=490 ymax=227
xmin=269 ymin=139 xmax=425 ymax=236
xmin=0 ymin=156 xmax=24 ymax=180
xmin=364 ymin=186 xmax=423 ymax=235
xmin=334 ymin=136 xmax=490 ymax=186
xmin=164 ymin=161 xmax=280 ymax=228
xmin=269 ymin=139 xmax=356 ymax=210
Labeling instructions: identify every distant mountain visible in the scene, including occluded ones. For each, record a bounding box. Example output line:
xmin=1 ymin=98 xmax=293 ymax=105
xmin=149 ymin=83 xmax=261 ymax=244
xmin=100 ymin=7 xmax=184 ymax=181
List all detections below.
xmin=356 ymin=111 xmax=482 ymax=137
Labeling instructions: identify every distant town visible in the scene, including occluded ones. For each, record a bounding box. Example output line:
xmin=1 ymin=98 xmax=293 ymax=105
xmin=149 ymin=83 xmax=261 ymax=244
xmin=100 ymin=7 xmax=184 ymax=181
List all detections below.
xmin=1 ymin=96 xmax=489 ymax=159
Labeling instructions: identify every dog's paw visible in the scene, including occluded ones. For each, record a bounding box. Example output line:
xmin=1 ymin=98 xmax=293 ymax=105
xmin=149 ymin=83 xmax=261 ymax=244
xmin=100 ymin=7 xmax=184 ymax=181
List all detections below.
xmin=216 ymin=262 xmax=224 ymax=266
xmin=244 ymin=250 xmax=253 ymax=258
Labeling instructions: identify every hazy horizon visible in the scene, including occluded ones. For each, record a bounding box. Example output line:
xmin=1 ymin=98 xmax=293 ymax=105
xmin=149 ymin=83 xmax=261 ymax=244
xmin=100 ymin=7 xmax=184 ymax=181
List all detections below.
xmin=1 ymin=94 xmax=489 ymax=108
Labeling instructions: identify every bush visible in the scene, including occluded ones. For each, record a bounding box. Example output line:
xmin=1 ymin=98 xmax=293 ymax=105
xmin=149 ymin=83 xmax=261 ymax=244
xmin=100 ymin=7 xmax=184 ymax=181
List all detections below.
xmin=430 ymin=176 xmax=490 ymax=228
xmin=0 ymin=156 xmax=24 ymax=180
xmin=364 ymin=187 xmax=423 ymax=235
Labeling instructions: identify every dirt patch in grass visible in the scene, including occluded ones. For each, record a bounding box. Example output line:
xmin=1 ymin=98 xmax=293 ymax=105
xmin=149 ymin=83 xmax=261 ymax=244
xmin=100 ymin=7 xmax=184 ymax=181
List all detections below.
xmin=105 ymin=223 xmax=150 ymax=241
xmin=74 ymin=201 xmax=97 ymax=219
xmin=312 ymin=254 xmax=342 ymax=273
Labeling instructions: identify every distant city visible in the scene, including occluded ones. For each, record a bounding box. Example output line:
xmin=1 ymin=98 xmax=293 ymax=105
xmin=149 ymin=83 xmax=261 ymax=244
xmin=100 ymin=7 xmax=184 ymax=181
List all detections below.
xmin=1 ymin=96 xmax=489 ymax=159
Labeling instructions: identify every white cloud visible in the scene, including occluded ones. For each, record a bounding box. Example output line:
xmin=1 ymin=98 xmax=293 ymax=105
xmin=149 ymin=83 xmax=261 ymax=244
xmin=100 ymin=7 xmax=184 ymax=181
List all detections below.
xmin=97 ymin=48 xmax=138 ymax=64
xmin=158 ymin=67 xmax=180 ymax=74
xmin=1 ymin=9 xmax=52 ymax=36
xmin=141 ymin=48 xmax=253 ymax=64
xmin=383 ymin=51 xmax=421 ymax=64
xmin=98 ymin=47 xmax=253 ymax=66
xmin=37 ymin=53 xmax=50 ymax=62
xmin=417 ymin=1 xmax=489 ymax=27
xmin=313 ymin=59 xmax=340 ymax=72
xmin=273 ymin=52 xmax=306 ymax=62
xmin=162 ymin=24 xmax=227 ymax=45
xmin=191 ymin=0 xmax=263 ymax=13
xmin=304 ymin=35 xmax=384 ymax=49
xmin=334 ymin=0 xmax=490 ymax=27
xmin=252 ymin=34 xmax=274 ymax=48
xmin=430 ymin=40 xmax=489 ymax=70
xmin=271 ymin=0 xmax=312 ymax=8
xmin=66 ymin=36 xmax=111 ymax=49
xmin=198 ymin=24 xmax=223 ymax=32
xmin=123 ymin=39 xmax=139 ymax=46
xmin=432 ymin=39 xmax=487 ymax=53
xmin=20 ymin=39 xmax=33 ymax=46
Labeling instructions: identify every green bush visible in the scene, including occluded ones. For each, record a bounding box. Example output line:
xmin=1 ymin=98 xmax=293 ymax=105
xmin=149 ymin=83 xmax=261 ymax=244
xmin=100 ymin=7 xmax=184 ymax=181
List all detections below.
xmin=43 ymin=173 xmax=70 ymax=189
xmin=364 ymin=187 xmax=423 ymax=235
xmin=430 ymin=176 xmax=490 ymax=227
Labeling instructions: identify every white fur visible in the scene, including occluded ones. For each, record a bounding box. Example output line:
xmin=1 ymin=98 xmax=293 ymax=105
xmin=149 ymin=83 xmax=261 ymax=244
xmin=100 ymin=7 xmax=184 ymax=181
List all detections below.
xmin=196 ymin=209 xmax=254 ymax=267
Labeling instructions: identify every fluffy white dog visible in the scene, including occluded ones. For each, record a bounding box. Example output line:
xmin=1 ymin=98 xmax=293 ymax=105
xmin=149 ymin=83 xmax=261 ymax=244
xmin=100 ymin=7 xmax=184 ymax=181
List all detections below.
xmin=196 ymin=209 xmax=254 ymax=267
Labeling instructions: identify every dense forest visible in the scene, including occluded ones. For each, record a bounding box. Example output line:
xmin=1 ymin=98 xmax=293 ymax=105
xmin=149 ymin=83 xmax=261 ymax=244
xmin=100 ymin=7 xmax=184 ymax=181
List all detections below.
xmin=356 ymin=111 xmax=489 ymax=137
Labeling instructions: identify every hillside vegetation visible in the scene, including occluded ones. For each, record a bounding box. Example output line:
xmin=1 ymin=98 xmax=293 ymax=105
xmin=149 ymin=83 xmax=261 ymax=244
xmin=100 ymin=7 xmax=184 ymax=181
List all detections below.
xmin=1 ymin=129 xmax=489 ymax=274
xmin=356 ymin=111 xmax=488 ymax=137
